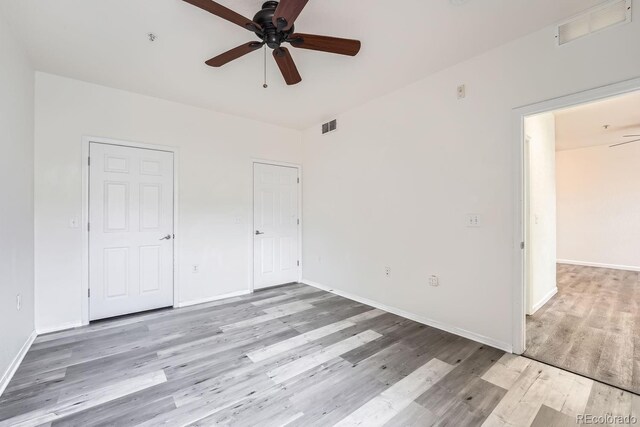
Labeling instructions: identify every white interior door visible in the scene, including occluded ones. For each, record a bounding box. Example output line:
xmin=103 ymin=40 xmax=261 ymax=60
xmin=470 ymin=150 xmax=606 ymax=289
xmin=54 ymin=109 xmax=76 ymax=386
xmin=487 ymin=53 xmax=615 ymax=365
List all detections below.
xmin=89 ymin=143 xmax=174 ymax=320
xmin=253 ymin=163 xmax=300 ymax=289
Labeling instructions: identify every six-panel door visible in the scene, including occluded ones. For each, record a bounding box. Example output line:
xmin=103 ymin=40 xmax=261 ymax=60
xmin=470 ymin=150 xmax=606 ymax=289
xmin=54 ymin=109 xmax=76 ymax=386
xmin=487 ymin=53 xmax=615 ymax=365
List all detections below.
xmin=89 ymin=143 xmax=174 ymax=320
xmin=253 ymin=163 xmax=300 ymax=289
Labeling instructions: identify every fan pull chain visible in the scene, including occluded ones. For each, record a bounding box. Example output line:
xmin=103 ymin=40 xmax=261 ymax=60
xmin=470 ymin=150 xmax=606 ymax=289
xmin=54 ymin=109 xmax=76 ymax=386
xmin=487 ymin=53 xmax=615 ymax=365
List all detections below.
xmin=263 ymin=45 xmax=268 ymax=89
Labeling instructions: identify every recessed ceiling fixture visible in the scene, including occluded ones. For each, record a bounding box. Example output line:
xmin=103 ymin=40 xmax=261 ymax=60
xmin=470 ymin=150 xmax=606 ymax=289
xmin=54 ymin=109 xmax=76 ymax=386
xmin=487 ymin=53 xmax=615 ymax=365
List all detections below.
xmin=182 ymin=0 xmax=362 ymax=86
xmin=147 ymin=33 xmax=157 ymax=42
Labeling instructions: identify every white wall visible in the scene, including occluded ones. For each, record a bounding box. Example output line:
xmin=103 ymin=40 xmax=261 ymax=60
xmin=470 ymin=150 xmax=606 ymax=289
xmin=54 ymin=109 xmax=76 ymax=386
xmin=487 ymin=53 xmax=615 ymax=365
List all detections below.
xmin=34 ymin=73 xmax=302 ymax=333
xmin=525 ymin=113 xmax=557 ymax=315
xmin=301 ymin=7 xmax=640 ymax=351
xmin=557 ymin=143 xmax=640 ymax=271
xmin=0 ymin=15 xmax=35 ymax=390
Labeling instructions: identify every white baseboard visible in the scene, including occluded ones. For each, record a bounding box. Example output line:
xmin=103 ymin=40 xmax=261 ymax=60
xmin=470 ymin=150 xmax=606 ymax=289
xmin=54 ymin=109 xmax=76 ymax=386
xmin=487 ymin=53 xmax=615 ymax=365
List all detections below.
xmin=302 ymin=279 xmax=513 ymax=353
xmin=528 ymin=287 xmax=558 ymax=316
xmin=0 ymin=330 xmax=37 ymax=398
xmin=176 ymin=290 xmax=252 ymax=308
xmin=36 ymin=321 xmax=84 ymax=336
xmin=36 ymin=291 xmax=253 ymax=335
xmin=557 ymin=259 xmax=640 ymax=272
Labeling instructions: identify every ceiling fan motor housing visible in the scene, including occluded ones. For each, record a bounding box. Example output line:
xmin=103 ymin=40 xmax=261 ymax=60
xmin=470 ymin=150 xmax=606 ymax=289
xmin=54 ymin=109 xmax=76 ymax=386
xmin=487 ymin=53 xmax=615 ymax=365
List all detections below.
xmin=253 ymin=1 xmax=294 ymax=49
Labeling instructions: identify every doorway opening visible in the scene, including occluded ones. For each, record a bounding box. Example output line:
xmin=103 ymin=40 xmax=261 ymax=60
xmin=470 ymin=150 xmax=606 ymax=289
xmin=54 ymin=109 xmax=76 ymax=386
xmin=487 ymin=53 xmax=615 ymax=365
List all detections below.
xmin=519 ymin=86 xmax=640 ymax=393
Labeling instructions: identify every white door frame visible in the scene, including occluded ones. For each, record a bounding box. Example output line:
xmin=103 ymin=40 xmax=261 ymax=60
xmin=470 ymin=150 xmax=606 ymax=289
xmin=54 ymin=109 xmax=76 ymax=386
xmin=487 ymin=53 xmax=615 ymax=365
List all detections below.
xmin=511 ymin=76 xmax=640 ymax=354
xmin=81 ymin=136 xmax=180 ymax=326
xmin=248 ymin=159 xmax=303 ymax=293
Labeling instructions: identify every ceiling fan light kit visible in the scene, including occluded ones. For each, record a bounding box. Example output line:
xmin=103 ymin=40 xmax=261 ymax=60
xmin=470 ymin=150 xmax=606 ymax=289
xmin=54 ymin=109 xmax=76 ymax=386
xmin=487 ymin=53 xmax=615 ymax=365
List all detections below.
xmin=183 ymin=0 xmax=361 ymax=86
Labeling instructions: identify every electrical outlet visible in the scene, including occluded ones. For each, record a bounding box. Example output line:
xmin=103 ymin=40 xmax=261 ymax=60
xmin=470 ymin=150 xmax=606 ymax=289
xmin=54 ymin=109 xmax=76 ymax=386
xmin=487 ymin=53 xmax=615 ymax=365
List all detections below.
xmin=192 ymin=265 xmax=200 ymax=274
xmin=428 ymin=275 xmax=440 ymax=287
xmin=466 ymin=214 xmax=481 ymax=227
xmin=16 ymin=294 xmax=21 ymax=311
xmin=385 ymin=267 xmax=391 ymax=277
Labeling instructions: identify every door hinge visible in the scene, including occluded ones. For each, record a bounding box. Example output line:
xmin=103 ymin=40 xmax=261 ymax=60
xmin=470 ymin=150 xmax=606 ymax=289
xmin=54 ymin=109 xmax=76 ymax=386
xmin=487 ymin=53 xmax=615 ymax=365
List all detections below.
xmin=88 ymin=157 xmax=91 ymax=166
xmin=297 ymin=219 xmax=300 ymax=225
xmin=297 ymin=260 xmax=300 ymax=267
xmin=297 ymin=177 xmax=300 ymax=184
xmin=520 ymin=241 xmax=525 ymax=250
xmin=88 ymin=288 xmax=91 ymax=298
xmin=88 ymin=222 xmax=90 ymax=232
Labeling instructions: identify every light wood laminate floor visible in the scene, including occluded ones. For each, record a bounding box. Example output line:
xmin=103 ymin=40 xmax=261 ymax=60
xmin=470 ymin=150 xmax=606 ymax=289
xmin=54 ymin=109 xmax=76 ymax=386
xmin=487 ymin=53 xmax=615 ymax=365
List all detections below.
xmin=1 ymin=283 xmax=638 ymax=426
xmin=525 ymin=264 xmax=640 ymax=394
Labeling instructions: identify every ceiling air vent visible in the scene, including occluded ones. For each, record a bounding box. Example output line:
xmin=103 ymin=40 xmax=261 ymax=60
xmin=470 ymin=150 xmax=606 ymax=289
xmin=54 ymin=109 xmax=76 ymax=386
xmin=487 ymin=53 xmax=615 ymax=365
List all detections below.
xmin=322 ymin=119 xmax=337 ymax=135
xmin=557 ymin=0 xmax=631 ymax=46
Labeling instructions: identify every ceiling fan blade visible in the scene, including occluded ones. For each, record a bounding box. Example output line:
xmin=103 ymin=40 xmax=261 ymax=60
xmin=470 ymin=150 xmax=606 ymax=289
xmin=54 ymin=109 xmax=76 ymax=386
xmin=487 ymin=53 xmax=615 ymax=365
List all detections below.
xmin=273 ymin=47 xmax=302 ymax=85
xmin=206 ymin=42 xmax=264 ymax=67
xmin=183 ymin=0 xmax=261 ymax=33
xmin=610 ymin=138 xmax=640 ymax=148
xmin=273 ymin=0 xmax=309 ymax=31
xmin=289 ymin=33 xmax=361 ymax=56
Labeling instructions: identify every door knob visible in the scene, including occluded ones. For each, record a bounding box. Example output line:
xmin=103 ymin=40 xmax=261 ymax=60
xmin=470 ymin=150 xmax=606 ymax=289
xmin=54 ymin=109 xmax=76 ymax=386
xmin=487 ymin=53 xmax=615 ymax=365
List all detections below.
xmin=255 ymin=230 xmax=265 ymax=235
xmin=160 ymin=234 xmax=172 ymax=240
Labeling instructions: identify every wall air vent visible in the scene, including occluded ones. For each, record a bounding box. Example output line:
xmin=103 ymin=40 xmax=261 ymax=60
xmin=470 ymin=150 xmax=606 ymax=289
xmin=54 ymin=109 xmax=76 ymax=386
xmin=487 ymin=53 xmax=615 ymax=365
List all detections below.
xmin=322 ymin=119 xmax=337 ymax=135
xmin=557 ymin=0 xmax=631 ymax=46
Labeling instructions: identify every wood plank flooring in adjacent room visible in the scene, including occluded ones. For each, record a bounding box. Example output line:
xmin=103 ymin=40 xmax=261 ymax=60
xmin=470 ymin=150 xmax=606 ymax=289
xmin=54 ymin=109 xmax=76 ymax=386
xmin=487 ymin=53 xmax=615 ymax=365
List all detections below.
xmin=1 ymin=283 xmax=638 ymax=426
xmin=525 ymin=263 xmax=640 ymax=394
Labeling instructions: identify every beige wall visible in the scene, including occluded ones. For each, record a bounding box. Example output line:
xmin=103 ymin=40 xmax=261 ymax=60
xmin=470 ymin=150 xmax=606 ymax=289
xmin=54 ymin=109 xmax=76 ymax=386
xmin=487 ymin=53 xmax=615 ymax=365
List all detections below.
xmin=525 ymin=113 xmax=557 ymax=315
xmin=557 ymin=142 xmax=640 ymax=270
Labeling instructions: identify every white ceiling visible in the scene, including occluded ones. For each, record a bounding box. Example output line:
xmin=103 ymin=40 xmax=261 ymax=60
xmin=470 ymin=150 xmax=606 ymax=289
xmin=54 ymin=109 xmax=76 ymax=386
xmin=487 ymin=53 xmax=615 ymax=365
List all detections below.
xmin=1 ymin=0 xmax=606 ymax=129
xmin=555 ymin=90 xmax=640 ymax=151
